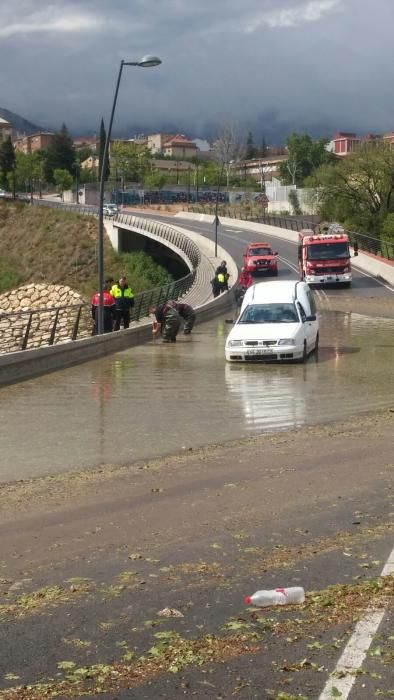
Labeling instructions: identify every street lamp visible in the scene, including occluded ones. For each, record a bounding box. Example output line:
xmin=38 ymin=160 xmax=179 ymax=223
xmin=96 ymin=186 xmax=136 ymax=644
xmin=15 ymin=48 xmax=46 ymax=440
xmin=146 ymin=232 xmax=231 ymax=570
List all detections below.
xmin=214 ymin=164 xmax=225 ymax=258
xmin=97 ymin=55 xmax=162 ymax=334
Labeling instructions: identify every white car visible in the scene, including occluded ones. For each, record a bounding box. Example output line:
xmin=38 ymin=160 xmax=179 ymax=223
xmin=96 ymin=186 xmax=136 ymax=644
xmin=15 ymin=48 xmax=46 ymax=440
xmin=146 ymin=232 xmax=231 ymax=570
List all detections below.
xmin=0 ymin=189 xmax=7 ymax=198
xmin=103 ymin=203 xmax=119 ymax=217
xmin=225 ymin=280 xmax=319 ymax=363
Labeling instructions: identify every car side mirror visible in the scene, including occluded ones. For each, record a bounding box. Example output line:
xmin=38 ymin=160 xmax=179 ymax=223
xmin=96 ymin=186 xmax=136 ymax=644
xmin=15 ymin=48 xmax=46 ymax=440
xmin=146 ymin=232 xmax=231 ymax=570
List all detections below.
xmin=306 ymin=314 xmax=316 ymax=322
xmin=274 ymin=251 xmax=278 ymax=256
xmin=225 ymin=318 xmax=235 ymax=324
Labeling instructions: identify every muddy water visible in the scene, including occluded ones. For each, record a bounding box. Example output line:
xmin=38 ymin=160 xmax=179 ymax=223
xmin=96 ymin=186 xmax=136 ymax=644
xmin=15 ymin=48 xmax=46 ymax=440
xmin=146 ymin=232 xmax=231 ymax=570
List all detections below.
xmin=0 ymin=310 xmax=393 ymax=482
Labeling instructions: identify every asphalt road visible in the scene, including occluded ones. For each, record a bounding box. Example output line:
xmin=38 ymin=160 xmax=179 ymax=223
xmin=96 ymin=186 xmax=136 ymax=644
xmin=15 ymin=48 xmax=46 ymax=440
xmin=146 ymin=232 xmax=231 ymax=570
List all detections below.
xmin=0 ymin=210 xmax=393 ymax=700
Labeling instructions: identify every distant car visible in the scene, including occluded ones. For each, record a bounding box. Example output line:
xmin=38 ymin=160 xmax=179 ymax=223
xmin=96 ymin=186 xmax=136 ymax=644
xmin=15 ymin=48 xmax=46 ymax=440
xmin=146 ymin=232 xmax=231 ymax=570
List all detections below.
xmin=243 ymin=242 xmax=278 ymax=276
xmin=103 ymin=203 xmax=119 ymax=217
xmin=225 ymin=280 xmax=319 ymax=363
xmin=0 ymin=189 xmax=7 ymax=198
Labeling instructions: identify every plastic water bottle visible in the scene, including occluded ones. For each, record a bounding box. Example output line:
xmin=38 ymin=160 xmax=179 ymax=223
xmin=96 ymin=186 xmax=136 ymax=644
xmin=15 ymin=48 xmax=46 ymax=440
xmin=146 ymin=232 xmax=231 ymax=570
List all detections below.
xmin=245 ymin=587 xmax=305 ymax=607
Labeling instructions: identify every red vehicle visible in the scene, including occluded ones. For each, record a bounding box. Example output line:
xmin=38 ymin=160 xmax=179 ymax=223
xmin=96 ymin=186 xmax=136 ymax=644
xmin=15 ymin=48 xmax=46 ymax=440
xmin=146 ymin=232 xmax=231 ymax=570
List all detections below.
xmin=298 ymin=225 xmax=357 ymax=287
xmin=243 ymin=242 xmax=278 ymax=276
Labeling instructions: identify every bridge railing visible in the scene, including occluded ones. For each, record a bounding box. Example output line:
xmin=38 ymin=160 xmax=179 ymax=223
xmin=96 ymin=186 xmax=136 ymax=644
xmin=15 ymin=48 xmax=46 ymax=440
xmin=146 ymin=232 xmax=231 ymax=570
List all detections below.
xmin=0 ymin=201 xmax=201 ymax=354
xmin=0 ymin=271 xmax=197 ymax=354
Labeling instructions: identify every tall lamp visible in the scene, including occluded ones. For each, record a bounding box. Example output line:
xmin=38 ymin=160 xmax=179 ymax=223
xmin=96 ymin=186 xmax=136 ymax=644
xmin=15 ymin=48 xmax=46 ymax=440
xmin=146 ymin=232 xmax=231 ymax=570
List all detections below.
xmin=97 ymin=55 xmax=162 ymax=334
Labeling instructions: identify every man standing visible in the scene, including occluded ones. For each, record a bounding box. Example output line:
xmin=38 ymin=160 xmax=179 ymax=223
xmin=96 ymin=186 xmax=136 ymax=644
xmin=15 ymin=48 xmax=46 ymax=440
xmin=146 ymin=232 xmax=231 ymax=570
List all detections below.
xmin=149 ymin=302 xmax=181 ymax=343
xmin=216 ymin=260 xmax=230 ymax=291
xmin=110 ymin=276 xmax=134 ymax=330
xmin=91 ymin=278 xmax=116 ymax=335
xmin=168 ymin=300 xmax=196 ymax=334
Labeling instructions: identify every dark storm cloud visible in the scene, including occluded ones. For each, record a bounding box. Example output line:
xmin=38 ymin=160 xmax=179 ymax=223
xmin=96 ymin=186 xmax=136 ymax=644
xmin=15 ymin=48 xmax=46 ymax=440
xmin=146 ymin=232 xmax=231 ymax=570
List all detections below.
xmin=1 ymin=1 xmax=393 ymax=139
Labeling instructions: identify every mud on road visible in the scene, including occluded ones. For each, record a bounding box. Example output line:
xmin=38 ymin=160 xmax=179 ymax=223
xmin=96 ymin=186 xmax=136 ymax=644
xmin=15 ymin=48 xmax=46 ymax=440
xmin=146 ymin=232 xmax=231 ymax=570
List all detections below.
xmin=0 ymin=410 xmax=393 ymax=699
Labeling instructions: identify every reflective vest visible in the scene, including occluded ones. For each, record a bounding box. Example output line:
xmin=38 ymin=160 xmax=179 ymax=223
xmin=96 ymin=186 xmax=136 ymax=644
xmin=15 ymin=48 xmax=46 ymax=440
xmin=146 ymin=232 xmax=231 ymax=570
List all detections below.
xmin=217 ymin=273 xmax=225 ymax=284
xmin=110 ymin=284 xmax=134 ymax=309
xmin=110 ymin=285 xmax=134 ymax=300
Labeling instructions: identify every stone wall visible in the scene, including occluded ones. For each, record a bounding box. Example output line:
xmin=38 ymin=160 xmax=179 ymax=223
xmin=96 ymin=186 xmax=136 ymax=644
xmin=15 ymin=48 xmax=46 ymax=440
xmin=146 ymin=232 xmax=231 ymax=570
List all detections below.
xmin=0 ymin=284 xmax=92 ymax=353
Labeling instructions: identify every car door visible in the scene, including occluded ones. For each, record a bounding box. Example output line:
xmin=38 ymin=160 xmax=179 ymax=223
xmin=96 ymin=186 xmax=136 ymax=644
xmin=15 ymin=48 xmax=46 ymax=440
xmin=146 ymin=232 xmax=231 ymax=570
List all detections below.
xmin=297 ymin=301 xmax=315 ymax=351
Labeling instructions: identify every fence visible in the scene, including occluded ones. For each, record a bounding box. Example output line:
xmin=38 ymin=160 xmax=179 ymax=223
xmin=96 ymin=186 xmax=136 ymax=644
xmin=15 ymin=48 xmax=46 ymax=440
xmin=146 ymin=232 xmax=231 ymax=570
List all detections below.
xmin=0 ymin=201 xmax=201 ymax=354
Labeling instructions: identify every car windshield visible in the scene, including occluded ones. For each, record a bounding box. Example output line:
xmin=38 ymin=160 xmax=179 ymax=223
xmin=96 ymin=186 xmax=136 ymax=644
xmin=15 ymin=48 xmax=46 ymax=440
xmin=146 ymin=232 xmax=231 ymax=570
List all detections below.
xmin=307 ymin=242 xmax=349 ymax=260
xmin=239 ymin=303 xmax=298 ymax=324
xmin=249 ymin=247 xmax=272 ymax=256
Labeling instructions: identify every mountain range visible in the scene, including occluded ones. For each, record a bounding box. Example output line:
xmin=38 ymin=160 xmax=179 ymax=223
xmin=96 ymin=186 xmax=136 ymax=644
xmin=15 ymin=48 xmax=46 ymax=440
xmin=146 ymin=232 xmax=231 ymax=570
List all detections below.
xmin=0 ymin=108 xmax=42 ymax=135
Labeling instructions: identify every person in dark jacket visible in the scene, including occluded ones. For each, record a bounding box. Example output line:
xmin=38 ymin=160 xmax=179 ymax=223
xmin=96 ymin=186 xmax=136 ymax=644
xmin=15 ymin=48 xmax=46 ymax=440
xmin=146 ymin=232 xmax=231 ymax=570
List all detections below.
xmin=167 ymin=300 xmax=196 ymax=334
xmin=215 ymin=260 xmax=230 ymax=291
xmin=149 ymin=302 xmax=181 ymax=342
xmin=110 ymin=276 xmax=135 ymax=330
xmin=91 ymin=278 xmax=116 ymax=335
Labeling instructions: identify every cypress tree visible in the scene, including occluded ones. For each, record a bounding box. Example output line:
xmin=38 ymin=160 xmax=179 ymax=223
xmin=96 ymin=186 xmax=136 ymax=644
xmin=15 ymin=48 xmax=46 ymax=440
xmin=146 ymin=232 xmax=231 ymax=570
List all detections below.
xmin=0 ymin=136 xmax=16 ymax=187
xmin=98 ymin=118 xmax=110 ymax=182
xmin=44 ymin=124 xmax=75 ymax=183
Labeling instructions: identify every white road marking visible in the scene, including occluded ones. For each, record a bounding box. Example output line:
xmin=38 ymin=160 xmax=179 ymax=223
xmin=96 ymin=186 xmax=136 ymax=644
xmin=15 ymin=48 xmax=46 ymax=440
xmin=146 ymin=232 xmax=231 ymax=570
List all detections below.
xmin=352 ymin=264 xmax=394 ymax=293
xmin=318 ymin=544 xmax=394 ymax=700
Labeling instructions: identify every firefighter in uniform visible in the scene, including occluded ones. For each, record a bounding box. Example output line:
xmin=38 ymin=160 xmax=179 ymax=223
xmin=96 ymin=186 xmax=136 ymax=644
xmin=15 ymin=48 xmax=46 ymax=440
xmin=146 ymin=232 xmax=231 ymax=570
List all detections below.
xmin=91 ymin=278 xmax=116 ymax=334
xmin=149 ymin=302 xmax=181 ymax=343
xmin=110 ymin=276 xmax=135 ymax=330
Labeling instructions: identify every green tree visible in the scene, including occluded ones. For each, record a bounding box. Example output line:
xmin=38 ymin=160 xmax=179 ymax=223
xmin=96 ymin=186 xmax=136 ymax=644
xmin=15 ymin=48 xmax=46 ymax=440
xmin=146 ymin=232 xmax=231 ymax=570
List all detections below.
xmin=0 ymin=136 xmax=16 ymax=189
xmin=279 ymin=132 xmax=333 ymax=186
xmin=245 ymin=131 xmax=257 ymax=159
xmin=259 ymin=136 xmax=267 ymax=158
xmin=53 ymin=168 xmax=73 ymax=200
xmin=98 ymin=118 xmax=110 ymax=183
xmin=306 ymin=141 xmax=394 ymax=235
xmin=111 ymin=141 xmax=151 ymax=187
xmin=44 ymin=124 xmax=75 ymax=183
xmin=144 ymin=173 xmax=167 ymax=189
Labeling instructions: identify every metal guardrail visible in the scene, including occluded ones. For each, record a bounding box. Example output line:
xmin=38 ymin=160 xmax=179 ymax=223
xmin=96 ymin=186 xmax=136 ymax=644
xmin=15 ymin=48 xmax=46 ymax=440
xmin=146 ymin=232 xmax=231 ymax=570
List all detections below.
xmin=187 ymin=205 xmax=394 ymax=261
xmin=0 ymin=199 xmax=201 ymax=354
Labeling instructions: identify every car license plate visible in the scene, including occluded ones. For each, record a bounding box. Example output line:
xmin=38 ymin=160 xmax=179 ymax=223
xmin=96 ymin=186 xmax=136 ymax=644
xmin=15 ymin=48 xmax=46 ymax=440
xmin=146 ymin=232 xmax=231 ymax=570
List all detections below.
xmin=246 ymin=348 xmax=272 ymax=355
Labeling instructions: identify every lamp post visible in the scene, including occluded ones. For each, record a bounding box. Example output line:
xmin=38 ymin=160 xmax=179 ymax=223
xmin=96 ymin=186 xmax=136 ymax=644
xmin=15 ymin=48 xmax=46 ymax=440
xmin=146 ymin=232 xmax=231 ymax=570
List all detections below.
xmin=214 ymin=164 xmax=226 ymax=258
xmin=97 ymin=55 xmax=161 ymax=334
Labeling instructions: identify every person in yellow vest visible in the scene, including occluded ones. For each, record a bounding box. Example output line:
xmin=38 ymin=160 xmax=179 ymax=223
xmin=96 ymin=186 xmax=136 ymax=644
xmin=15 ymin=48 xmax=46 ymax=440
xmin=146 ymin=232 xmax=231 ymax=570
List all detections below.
xmin=110 ymin=276 xmax=135 ymax=330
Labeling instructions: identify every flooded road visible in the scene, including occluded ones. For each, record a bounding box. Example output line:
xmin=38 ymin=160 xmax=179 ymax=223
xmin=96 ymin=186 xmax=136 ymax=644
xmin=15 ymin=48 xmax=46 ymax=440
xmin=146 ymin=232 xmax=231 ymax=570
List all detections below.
xmin=1 ymin=309 xmax=393 ymax=483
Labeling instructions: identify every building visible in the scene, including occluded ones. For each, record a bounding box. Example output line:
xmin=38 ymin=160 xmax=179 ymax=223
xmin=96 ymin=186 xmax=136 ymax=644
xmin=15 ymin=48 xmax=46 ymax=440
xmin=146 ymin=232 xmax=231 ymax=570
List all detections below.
xmin=162 ymin=134 xmax=198 ymax=158
xmin=232 ymin=155 xmax=288 ymax=184
xmin=383 ymin=132 xmax=394 ymax=148
xmin=330 ymin=132 xmax=361 ymax=156
xmin=147 ymin=133 xmax=175 ymax=154
xmin=0 ymin=116 xmax=13 ymax=140
xmin=152 ymin=159 xmax=196 ymax=176
xmin=73 ymin=136 xmax=98 ymax=152
xmin=14 ymin=132 xmax=55 ymax=154
xmin=80 ymin=155 xmax=100 ymax=172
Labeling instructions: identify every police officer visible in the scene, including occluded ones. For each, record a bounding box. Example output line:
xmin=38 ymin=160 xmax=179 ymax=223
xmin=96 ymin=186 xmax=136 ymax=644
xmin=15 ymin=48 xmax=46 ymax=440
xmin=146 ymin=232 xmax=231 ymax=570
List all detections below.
xmin=149 ymin=302 xmax=181 ymax=343
xmin=91 ymin=278 xmax=116 ymax=335
xmin=216 ymin=260 xmax=230 ymax=292
xmin=168 ymin=300 xmax=196 ymax=334
xmin=110 ymin=276 xmax=134 ymax=330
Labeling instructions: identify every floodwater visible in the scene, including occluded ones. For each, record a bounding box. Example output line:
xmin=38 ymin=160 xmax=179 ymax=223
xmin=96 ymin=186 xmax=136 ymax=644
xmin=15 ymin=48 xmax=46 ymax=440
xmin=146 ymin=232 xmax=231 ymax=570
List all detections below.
xmin=0 ymin=310 xmax=393 ymax=483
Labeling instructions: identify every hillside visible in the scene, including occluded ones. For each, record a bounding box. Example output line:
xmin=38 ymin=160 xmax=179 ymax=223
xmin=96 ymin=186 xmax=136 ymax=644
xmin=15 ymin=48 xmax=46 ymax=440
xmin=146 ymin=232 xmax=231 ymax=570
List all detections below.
xmin=0 ymin=201 xmax=173 ymax=299
xmin=0 ymin=107 xmax=42 ymax=135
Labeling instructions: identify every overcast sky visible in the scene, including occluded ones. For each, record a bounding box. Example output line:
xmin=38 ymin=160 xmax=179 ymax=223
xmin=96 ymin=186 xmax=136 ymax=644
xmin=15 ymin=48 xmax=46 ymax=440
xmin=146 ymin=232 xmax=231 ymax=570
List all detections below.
xmin=1 ymin=0 xmax=393 ymax=141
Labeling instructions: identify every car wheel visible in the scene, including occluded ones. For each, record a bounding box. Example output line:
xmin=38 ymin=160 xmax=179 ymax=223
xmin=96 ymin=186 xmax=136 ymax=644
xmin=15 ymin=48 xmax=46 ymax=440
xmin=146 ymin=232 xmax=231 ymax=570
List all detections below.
xmin=272 ymin=269 xmax=278 ymax=277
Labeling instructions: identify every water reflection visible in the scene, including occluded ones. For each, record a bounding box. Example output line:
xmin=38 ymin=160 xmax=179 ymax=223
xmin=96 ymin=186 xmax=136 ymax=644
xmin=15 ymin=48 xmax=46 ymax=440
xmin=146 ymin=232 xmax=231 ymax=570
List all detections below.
xmin=0 ymin=310 xmax=393 ymax=482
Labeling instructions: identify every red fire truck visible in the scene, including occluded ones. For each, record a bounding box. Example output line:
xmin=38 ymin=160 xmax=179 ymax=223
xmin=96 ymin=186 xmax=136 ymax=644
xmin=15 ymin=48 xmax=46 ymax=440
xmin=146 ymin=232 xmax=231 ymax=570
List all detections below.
xmin=298 ymin=224 xmax=357 ymax=287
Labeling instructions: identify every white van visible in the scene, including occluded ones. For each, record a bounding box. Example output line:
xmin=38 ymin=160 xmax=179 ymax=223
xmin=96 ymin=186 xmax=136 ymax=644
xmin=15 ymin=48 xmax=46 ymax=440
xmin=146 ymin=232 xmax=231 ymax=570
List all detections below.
xmin=225 ymin=280 xmax=319 ymax=363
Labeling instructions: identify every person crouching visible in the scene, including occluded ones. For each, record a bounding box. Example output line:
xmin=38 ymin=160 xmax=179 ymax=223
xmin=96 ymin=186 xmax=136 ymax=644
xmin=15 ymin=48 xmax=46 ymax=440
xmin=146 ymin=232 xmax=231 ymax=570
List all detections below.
xmin=149 ymin=302 xmax=181 ymax=343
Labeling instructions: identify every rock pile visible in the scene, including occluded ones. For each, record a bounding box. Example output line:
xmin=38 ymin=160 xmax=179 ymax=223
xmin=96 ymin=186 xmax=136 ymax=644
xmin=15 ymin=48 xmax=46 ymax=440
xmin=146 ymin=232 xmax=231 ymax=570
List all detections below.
xmin=0 ymin=284 xmax=92 ymax=353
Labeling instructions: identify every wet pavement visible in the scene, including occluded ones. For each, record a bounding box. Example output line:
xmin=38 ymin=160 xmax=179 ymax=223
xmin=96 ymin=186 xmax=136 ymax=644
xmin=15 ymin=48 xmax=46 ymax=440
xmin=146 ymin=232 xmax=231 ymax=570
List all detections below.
xmin=1 ymin=309 xmax=393 ymax=483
